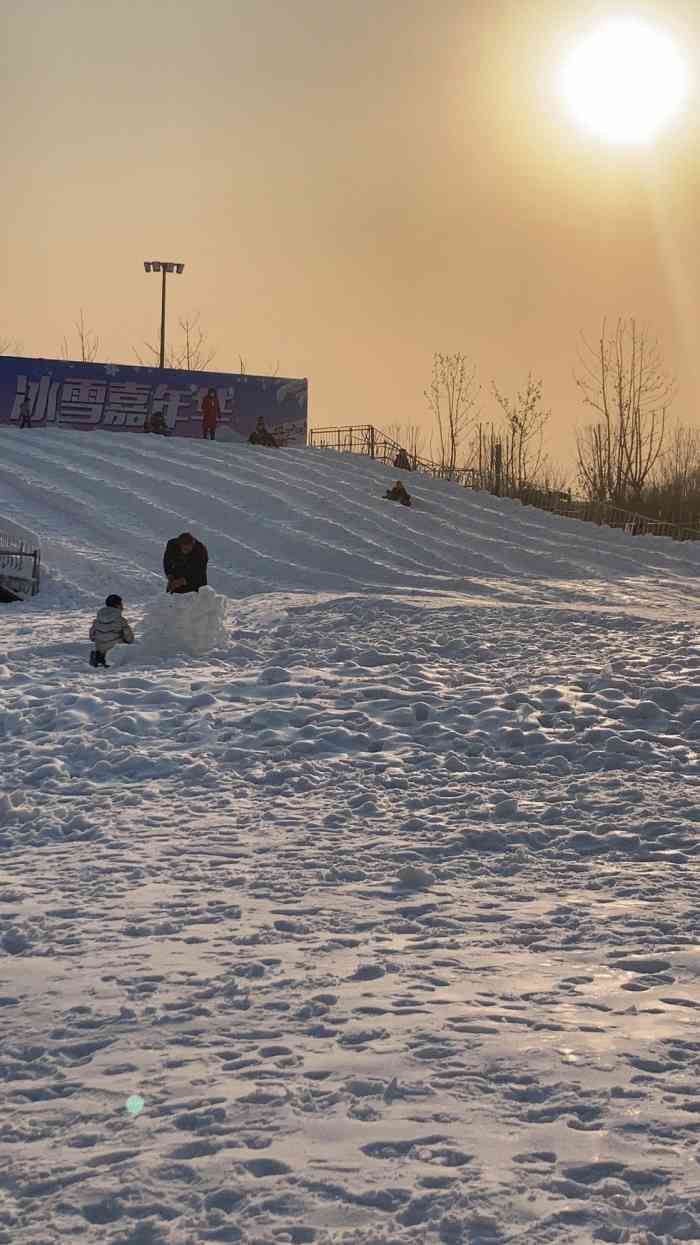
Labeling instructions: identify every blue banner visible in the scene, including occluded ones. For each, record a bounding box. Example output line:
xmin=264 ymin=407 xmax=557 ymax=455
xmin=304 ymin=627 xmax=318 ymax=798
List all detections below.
xmin=0 ymin=356 xmax=308 ymax=445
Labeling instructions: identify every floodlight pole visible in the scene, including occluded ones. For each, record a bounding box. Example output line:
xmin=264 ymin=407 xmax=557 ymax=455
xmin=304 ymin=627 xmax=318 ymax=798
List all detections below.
xmin=159 ymin=266 xmax=167 ymax=369
xmin=143 ymin=261 xmax=184 ymax=369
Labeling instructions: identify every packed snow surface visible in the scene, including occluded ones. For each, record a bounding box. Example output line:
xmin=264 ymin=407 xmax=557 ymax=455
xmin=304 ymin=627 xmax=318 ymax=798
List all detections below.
xmin=2 ymin=427 xmax=700 ymax=1244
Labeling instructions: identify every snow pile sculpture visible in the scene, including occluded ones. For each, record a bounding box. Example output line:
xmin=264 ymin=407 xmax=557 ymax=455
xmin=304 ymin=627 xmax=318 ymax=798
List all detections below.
xmin=111 ymin=587 xmax=228 ymax=664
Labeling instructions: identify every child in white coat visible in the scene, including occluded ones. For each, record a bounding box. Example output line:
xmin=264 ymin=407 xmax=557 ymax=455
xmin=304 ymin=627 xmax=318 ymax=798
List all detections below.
xmin=89 ymin=594 xmax=134 ymax=667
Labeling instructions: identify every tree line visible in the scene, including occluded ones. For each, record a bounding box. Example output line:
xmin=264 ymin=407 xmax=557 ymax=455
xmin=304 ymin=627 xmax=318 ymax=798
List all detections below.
xmin=0 ymin=311 xmax=269 ymax=380
xmin=386 ymin=317 xmax=697 ymax=528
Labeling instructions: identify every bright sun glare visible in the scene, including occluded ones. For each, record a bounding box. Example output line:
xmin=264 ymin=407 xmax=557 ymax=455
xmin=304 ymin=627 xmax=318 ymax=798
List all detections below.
xmin=561 ymin=18 xmax=687 ymax=144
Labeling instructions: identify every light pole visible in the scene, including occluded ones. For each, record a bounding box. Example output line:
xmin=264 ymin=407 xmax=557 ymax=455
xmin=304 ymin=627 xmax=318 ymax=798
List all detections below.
xmin=143 ymin=261 xmax=185 ymax=368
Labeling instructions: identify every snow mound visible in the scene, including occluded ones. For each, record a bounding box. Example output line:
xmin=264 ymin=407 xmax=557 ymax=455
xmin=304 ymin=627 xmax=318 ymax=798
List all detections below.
xmin=112 ymin=587 xmax=228 ymax=663
xmin=213 ymin=424 xmax=246 ymax=443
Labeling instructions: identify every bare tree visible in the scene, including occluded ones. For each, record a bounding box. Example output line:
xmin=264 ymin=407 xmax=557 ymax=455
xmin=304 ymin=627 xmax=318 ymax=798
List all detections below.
xmin=575 ymin=317 xmax=674 ymax=502
xmin=655 ymin=421 xmax=700 ymax=492
xmin=639 ymin=421 xmax=700 ymax=525
xmin=134 ymin=312 xmax=216 ymax=371
xmin=492 ymin=373 xmax=550 ymax=491
xmin=175 ymin=315 xmax=216 ymax=371
xmin=425 ymin=352 xmax=480 ymax=477
xmin=385 ymin=421 xmax=426 ymax=461
xmin=61 ymin=310 xmax=100 ymax=362
xmin=0 ymin=336 xmax=20 ymax=356
xmin=404 ymin=423 xmax=425 ymax=462
xmin=533 ymin=456 xmax=571 ymax=496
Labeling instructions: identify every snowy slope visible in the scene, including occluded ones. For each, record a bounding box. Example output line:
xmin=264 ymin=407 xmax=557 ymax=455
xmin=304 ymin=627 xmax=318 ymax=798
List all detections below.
xmin=1 ymin=427 xmax=699 ymax=612
xmin=2 ymin=427 xmax=700 ymax=1245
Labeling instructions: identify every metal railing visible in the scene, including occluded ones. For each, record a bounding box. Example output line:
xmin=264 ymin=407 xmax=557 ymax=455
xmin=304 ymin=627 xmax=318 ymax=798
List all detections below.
xmin=509 ymin=487 xmax=700 ymax=542
xmin=309 ymin=425 xmax=700 ymax=545
xmin=309 ymin=425 xmax=481 ymax=488
xmin=0 ymin=527 xmax=41 ymax=596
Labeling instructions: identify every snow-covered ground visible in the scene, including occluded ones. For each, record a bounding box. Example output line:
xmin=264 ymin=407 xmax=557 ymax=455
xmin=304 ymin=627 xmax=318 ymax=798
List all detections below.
xmin=2 ymin=427 xmax=700 ymax=1245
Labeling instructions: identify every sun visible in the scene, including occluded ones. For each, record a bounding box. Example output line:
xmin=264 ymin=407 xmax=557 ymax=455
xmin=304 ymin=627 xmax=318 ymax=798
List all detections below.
xmin=561 ymin=18 xmax=687 ymax=144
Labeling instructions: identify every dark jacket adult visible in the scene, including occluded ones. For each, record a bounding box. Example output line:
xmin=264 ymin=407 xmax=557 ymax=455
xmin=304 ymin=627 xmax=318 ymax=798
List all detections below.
xmin=249 ymin=420 xmax=278 ymax=448
xmin=163 ymin=535 xmax=209 ymax=593
xmin=384 ymin=481 xmax=412 ymax=507
xmin=202 ymin=391 xmax=220 ymax=432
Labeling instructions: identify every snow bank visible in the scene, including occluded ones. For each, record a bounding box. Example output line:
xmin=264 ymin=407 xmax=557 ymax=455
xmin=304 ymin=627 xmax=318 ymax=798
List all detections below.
xmin=213 ymin=423 xmax=247 ymax=443
xmin=111 ymin=586 xmax=228 ymax=664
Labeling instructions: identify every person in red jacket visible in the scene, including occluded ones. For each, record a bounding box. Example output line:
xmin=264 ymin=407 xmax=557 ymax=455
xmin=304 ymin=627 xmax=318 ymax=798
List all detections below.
xmin=201 ymin=388 xmax=220 ymax=441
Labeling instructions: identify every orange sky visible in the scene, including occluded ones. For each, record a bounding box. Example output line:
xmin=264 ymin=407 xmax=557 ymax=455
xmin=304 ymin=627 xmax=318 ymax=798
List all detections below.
xmin=3 ymin=0 xmax=700 ymax=475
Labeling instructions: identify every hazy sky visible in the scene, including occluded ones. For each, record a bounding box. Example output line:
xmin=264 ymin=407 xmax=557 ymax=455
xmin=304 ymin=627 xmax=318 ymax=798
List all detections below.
xmin=3 ymin=0 xmax=700 ymax=470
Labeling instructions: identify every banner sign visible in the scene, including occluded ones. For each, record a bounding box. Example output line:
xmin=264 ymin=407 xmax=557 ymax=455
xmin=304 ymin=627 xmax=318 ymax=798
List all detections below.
xmin=0 ymin=356 xmax=308 ymax=446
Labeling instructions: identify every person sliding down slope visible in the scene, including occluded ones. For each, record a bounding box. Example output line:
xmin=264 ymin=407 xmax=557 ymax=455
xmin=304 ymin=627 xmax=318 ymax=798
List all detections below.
xmin=384 ymin=480 xmax=412 ymax=507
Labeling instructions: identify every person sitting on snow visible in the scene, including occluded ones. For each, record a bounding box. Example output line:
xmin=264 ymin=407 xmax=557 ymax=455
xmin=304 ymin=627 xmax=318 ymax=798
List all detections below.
xmin=89 ymin=594 xmax=135 ymax=667
xmin=163 ymin=531 xmax=209 ymax=594
xmin=393 ymin=448 xmax=412 ymax=471
xmin=249 ymin=416 xmax=278 ymax=447
xmin=384 ymin=480 xmax=412 ymax=507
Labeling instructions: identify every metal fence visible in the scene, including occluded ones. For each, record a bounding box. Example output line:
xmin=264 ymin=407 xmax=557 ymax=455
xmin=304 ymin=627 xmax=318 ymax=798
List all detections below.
xmin=508 ymin=488 xmax=700 ymax=542
xmin=0 ymin=526 xmax=41 ymax=597
xmin=309 ymin=425 xmax=700 ymax=545
xmin=309 ymin=425 xmax=481 ymax=488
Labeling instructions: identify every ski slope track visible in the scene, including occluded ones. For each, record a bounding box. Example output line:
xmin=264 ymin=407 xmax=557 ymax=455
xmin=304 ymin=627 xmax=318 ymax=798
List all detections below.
xmin=2 ymin=426 xmax=700 ymax=1245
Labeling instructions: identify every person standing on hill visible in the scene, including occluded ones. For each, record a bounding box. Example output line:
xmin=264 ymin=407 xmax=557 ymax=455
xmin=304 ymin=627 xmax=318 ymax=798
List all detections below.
xmin=18 ymin=395 xmax=32 ymax=428
xmin=201 ymin=388 xmax=220 ymax=441
xmin=163 ymin=531 xmax=209 ymax=593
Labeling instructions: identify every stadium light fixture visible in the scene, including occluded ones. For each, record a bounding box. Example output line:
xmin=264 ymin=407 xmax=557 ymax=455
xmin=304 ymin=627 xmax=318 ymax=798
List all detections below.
xmin=143 ymin=260 xmax=185 ymax=368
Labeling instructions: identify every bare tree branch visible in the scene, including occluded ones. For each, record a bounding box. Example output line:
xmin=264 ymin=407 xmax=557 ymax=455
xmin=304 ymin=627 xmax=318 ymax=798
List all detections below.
xmin=60 ymin=310 xmax=99 ymax=363
xmin=575 ymin=318 xmax=674 ymax=502
xmin=134 ymin=312 xmax=216 ymax=371
xmin=385 ymin=421 xmax=426 ymax=462
xmin=492 ymin=373 xmax=550 ymax=491
xmin=425 ymin=352 xmax=481 ymax=477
